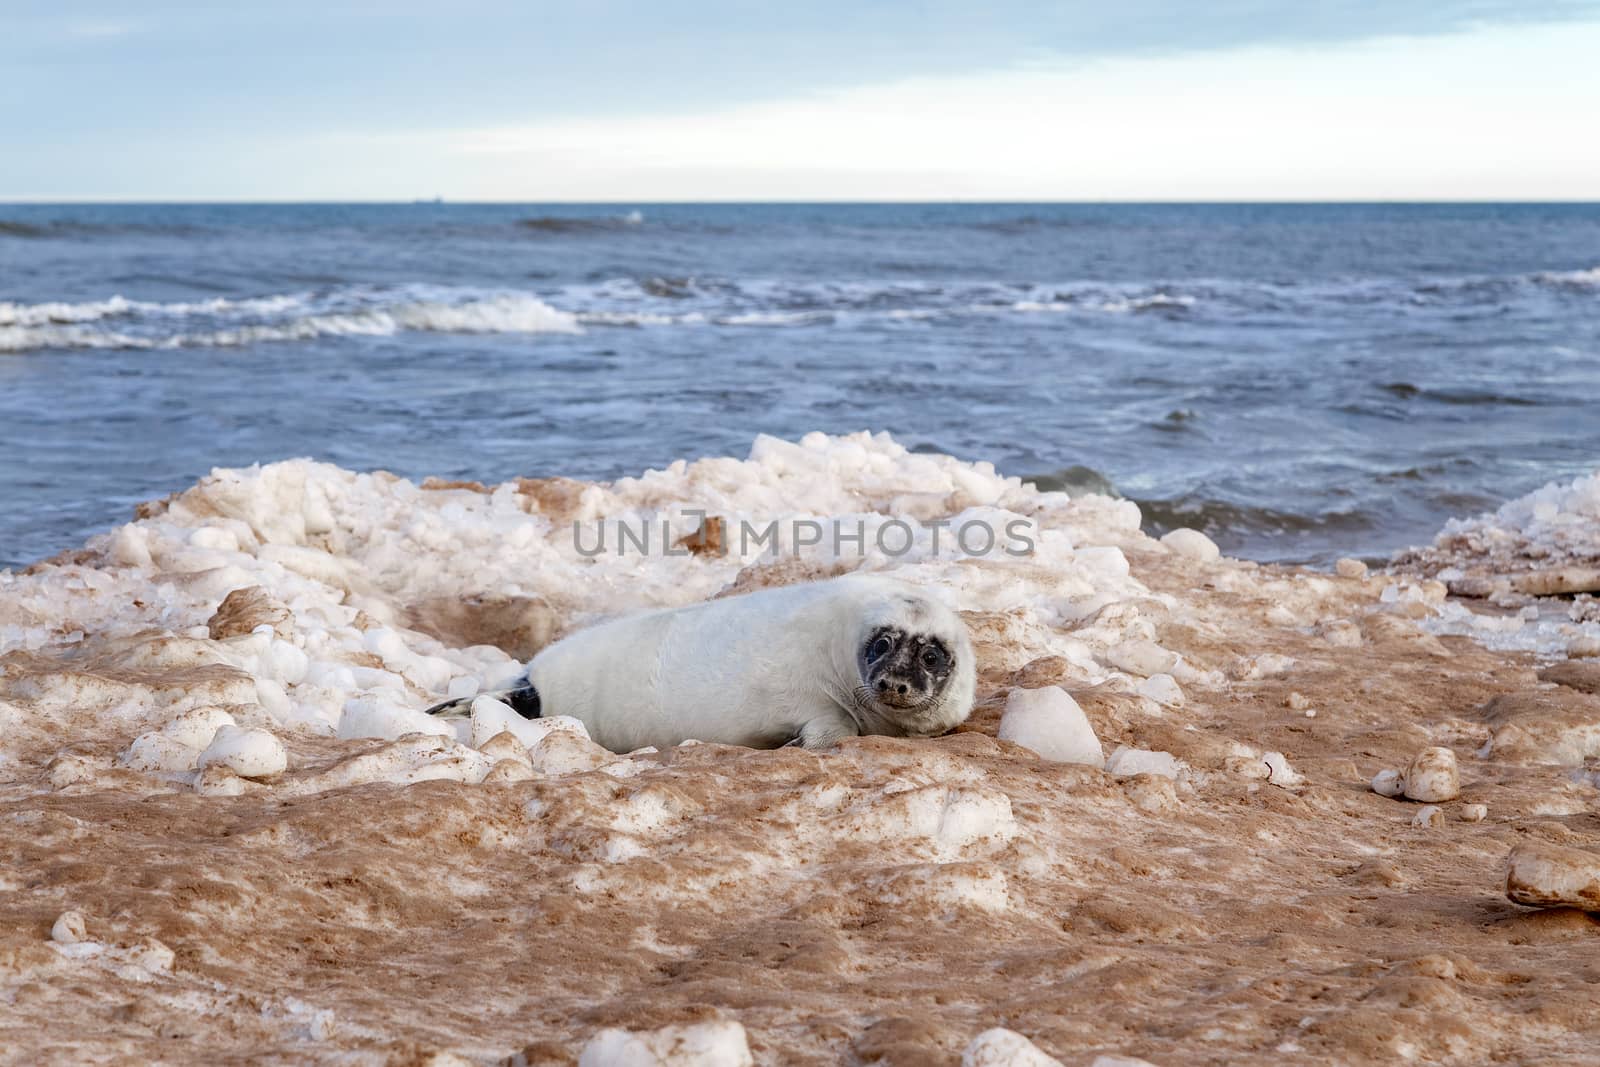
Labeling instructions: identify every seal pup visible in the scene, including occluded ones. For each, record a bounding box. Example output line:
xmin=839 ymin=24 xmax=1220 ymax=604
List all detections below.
xmin=425 ymin=573 xmax=975 ymax=753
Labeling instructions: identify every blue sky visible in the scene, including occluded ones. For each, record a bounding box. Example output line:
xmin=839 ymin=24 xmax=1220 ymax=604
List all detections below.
xmin=5 ymin=2 xmax=1599 ymax=199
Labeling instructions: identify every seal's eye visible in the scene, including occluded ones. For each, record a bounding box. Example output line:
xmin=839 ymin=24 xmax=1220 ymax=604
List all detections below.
xmin=920 ymin=646 xmax=947 ymax=671
xmin=868 ymin=635 xmax=894 ymax=661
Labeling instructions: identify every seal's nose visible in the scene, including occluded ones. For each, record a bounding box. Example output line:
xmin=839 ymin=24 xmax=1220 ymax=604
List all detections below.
xmin=896 ymin=684 xmax=908 ymax=695
xmin=876 ymin=680 xmax=888 ymax=692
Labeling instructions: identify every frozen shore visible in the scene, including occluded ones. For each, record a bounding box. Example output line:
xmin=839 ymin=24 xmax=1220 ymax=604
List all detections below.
xmin=2 ymin=432 xmax=1599 ymax=1065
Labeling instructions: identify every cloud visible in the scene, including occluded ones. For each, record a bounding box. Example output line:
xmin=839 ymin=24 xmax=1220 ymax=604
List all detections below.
xmin=4 ymin=3 xmax=1599 ymax=198
xmin=416 ymin=19 xmax=1600 ymax=201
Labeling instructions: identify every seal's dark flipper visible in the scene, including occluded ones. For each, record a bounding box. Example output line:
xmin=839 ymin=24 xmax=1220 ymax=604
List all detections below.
xmin=424 ymin=695 xmax=472 ymax=718
xmin=425 ymin=683 xmax=542 ymax=720
xmin=503 ymin=684 xmax=542 ymax=720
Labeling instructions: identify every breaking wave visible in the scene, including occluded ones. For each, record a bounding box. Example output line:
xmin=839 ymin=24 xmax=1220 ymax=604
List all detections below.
xmin=0 ymin=288 xmax=580 ymax=353
xmin=1133 ymin=496 xmax=1378 ymax=540
xmin=5 ymin=260 xmax=1596 ymax=353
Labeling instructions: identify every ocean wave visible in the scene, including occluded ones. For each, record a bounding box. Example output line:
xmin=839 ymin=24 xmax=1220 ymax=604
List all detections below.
xmin=0 ymin=293 xmax=308 ymax=328
xmin=517 ymin=210 xmax=644 ymax=234
xmin=966 ymin=216 xmax=1083 ymax=235
xmin=1534 ymin=266 xmax=1600 ymax=289
xmin=1134 ymin=495 xmax=1377 ymax=539
xmin=0 ymin=220 xmax=51 ymax=238
xmin=0 ymin=289 xmax=580 ymax=353
xmin=0 ymin=218 xmax=209 ymax=239
xmin=1377 ymin=382 xmax=1544 ymax=407
xmin=1019 ymin=465 xmax=1120 ymax=498
xmin=6 ymin=259 xmax=1594 ymax=355
xmin=569 ymin=276 xmax=1211 ymax=324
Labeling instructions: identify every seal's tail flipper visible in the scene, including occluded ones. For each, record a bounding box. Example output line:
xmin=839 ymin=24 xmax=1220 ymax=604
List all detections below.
xmin=425 ymin=684 xmax=543 ymax=721
xmin=423 ymin=695 xmax=475 ymax=719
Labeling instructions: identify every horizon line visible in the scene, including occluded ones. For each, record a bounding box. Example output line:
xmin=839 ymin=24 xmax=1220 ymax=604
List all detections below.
xmin=5 ymin=197 xmax=1600 ymax=207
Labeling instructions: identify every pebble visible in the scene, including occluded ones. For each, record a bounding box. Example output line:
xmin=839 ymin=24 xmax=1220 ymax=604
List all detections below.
xmin=997 ymin=686 xmax=1104 ymax=767
xmin=1505 ymin=842 xmax=1600 ymax=910
xmin=1402 ymin=747 xmax=1461 ymax=802
xmin=1159 ymin=527 xmax=1220 ymax=562
xmin=1460 ymin=803 xmax=1488 ymax=822
xmin=1411 ymin=805 xmax=1444 ymax=828
xmin=51 ymin=911 xmax=87 ymax=944
xmin=1284 ymin=691 xmax=1312 ymax=711
xmin=197 ymin=725 xmax=288 ymax=779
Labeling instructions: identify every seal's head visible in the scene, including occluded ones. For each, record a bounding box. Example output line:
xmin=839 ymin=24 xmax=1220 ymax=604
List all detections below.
xmin=849 ymin=582 xmax=976 ymax=738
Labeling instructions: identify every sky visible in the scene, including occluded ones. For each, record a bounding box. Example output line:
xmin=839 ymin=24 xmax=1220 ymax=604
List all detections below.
xmin=3 ymin=1 xmax=1599 ymax=200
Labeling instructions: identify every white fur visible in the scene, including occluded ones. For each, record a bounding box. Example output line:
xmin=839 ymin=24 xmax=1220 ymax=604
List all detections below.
xmin=526 ymin=574 xmax=976 ymax=752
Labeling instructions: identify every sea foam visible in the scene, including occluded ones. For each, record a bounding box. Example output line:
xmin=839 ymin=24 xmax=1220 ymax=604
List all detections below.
xmin=0 ymin=287 xmax=580 ymax=352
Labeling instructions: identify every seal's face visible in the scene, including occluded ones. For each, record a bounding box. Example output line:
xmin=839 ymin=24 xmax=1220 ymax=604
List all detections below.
xmin=860 ymin=625 xmax=955 ymax=717
xmin=843 ymin=582 xmax=976 ymax=741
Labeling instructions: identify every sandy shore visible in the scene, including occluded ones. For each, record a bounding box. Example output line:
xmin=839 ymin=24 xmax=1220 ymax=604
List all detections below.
xmin=2 ymin=434 xmax=1598 ymax=1065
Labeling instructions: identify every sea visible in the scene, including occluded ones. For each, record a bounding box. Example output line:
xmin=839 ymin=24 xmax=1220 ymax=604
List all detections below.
xmin=2 ymin=202 xmax=1597 ymax=571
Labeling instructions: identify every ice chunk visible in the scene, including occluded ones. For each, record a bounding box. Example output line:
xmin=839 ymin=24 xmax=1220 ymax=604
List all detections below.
xmin=1506 ymin=842 xmax=1600 ymax=910
xmin=997 ymin=686 xmax=1103 ymax=767
xmin=1161 ymin=527 xmax=1220 ymax=562
xmin=121 ymin=731 xmax=201 ymax=774
xmin=1402 ymin=746 xmax=1460 ymax=802
xmin=1411 ymin=805 xmax=1444 ymax=828
xmin=1371 ymin=769 xmax=1404 ymax=797
xmin=528 ymin=731 xmax=614 ymax=776
xmin=51 ymin=911 xmax=88 ymax=944
xmin=963 ymin=1028 xmax=1064 ymax=1067
xmin=1105 ymin=746 xmax=1183 ymax=779
xmin=1262 ymin=751 xmax=1305 ymax=788
xmin=197 ymin=725 xmax=287 ymax=779
xmin=160 ymin=706 xmax=237 ymax=749
xmin=339 ymin=697 xmax=454 ymax=741
xmin=1137 ymin=673 xmax=1184 ymax=706
xmin=470 ymin=696 xmax=591 ymax=750
xmin=579 ymin=1020 xmax=753 ymax=1067
xmin=1106 ymin=640 xmax=1178 ymax=678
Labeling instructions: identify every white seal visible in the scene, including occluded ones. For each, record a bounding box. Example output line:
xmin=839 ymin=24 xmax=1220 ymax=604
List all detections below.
xmin=428 ymin=574 xmax=975 ymax=752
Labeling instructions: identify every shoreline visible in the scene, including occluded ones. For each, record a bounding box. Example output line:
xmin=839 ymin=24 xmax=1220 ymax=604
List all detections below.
xmin=2 ymin=432 xmax=1598 ymax=1064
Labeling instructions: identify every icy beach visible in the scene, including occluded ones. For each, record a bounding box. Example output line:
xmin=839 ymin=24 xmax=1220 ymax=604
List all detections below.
xmin=3 ymin=431 xmax=1600 ymax=1064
